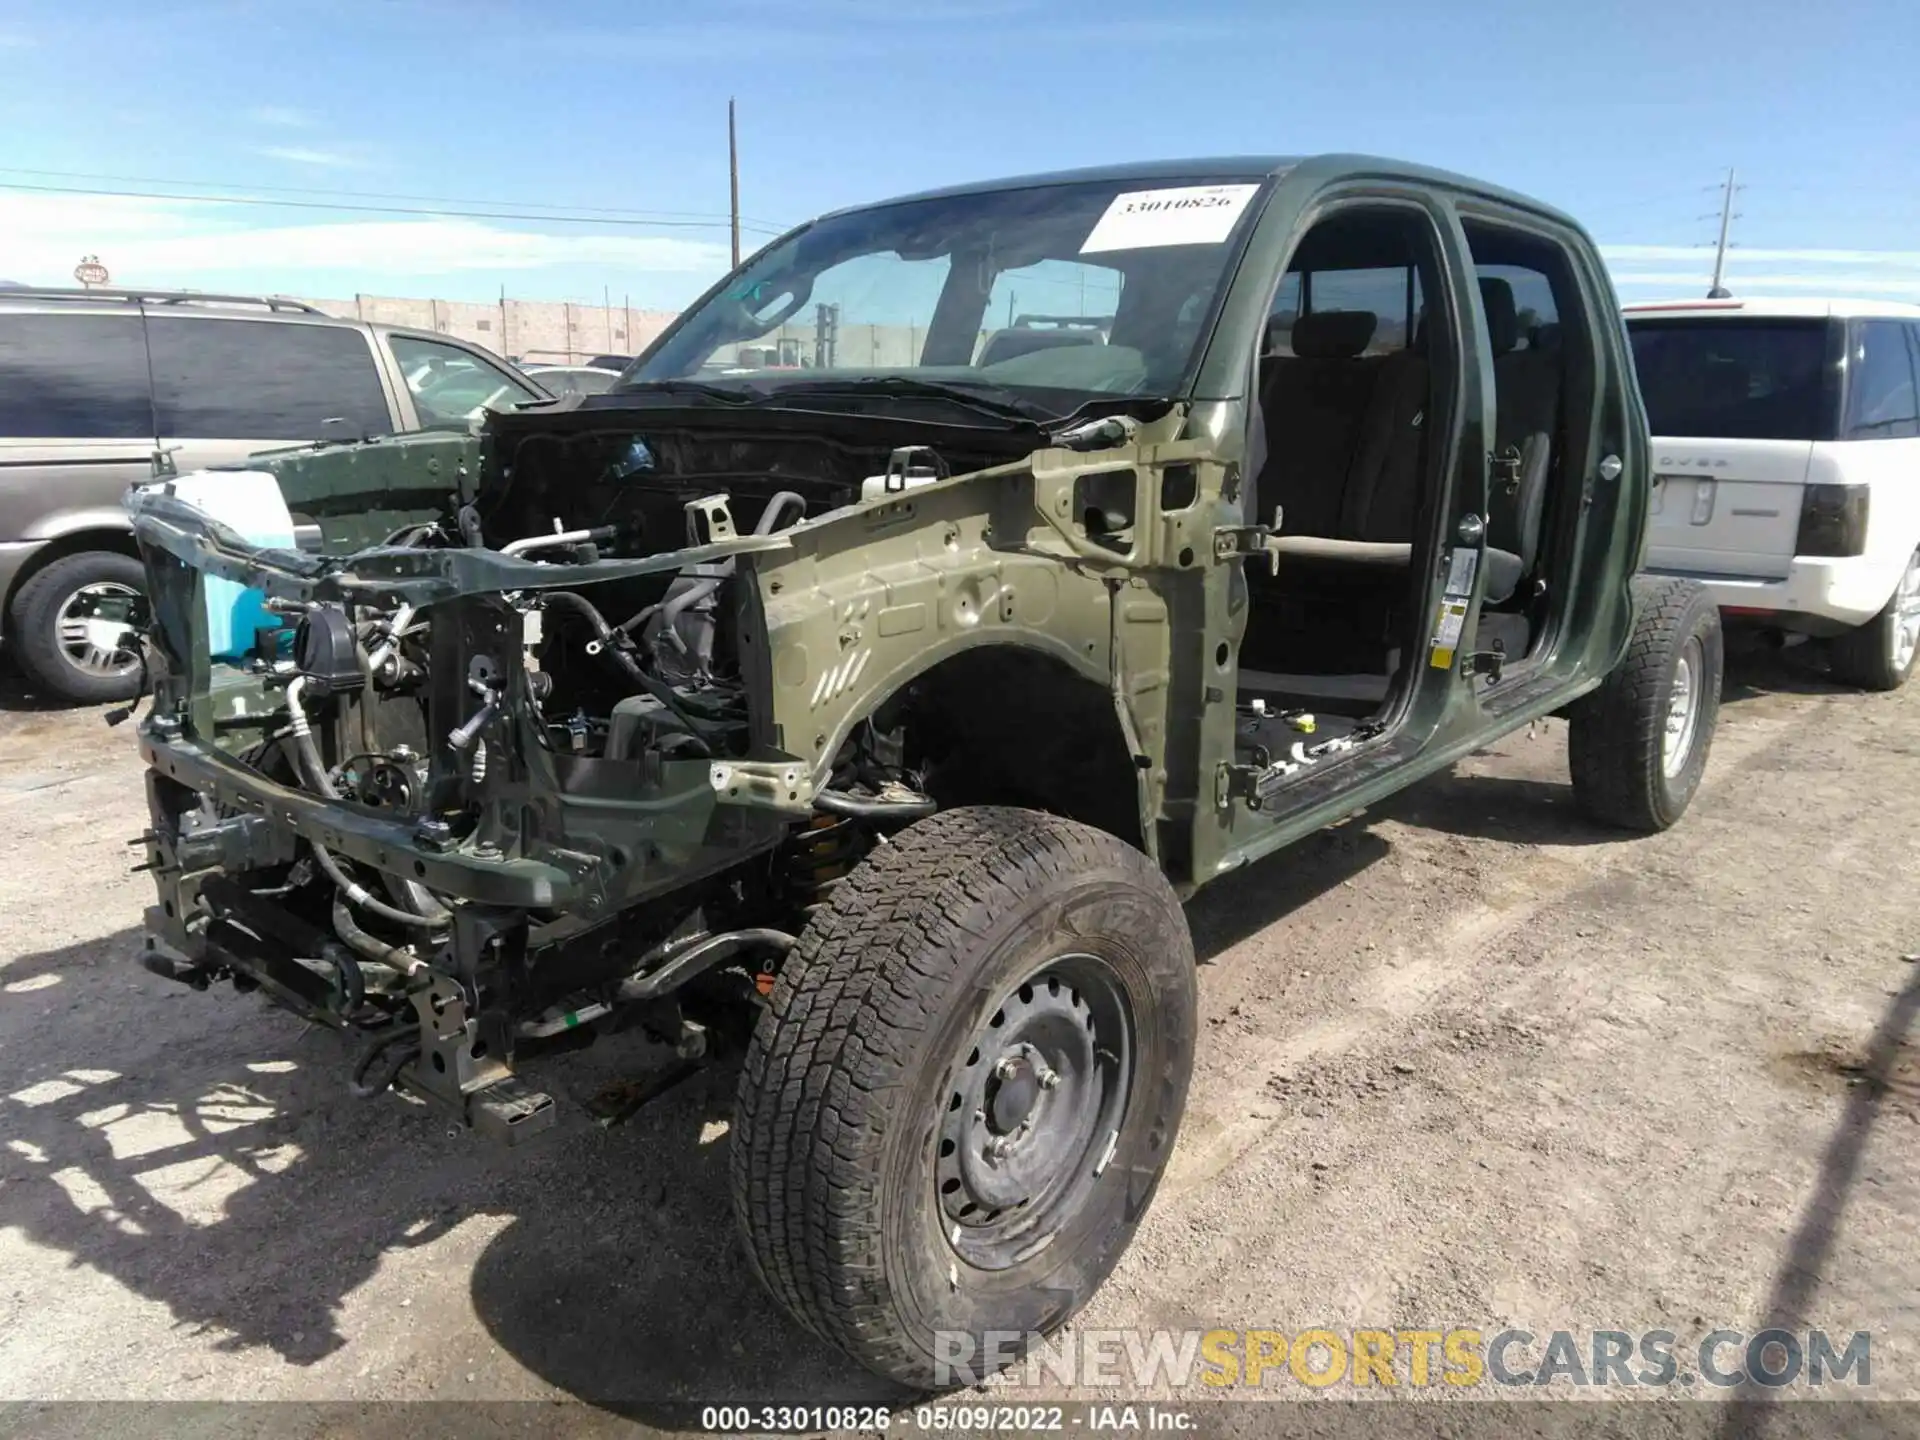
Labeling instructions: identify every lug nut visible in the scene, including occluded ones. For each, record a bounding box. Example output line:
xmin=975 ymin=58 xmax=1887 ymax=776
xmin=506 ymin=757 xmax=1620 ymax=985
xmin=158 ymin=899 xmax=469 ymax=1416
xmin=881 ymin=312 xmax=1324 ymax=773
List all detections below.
xmin=987 ymin=1136 xmax=1013 ymax=1161
xmin=994 ymin=1056 xmax=1021 ymax=1081
xmin=1036 ymin=1064 xmax=1061 ymax=1090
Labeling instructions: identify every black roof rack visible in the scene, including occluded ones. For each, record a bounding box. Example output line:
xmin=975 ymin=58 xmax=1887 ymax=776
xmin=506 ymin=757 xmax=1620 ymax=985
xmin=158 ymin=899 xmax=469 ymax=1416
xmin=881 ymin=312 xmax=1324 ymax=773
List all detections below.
xmin=0 ymin=286 xmax=328 ymax=316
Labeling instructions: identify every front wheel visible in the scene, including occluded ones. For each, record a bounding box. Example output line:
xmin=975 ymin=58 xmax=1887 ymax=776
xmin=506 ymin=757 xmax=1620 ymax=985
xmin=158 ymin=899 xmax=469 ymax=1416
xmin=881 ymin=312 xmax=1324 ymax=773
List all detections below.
xmin=1827 ymin=547 xmax=1920 ymax=692
xmin=1569 ymin=576 xmax=1723 ymax=833
xmin=9 ymin=550 xmax=148 ymax=704
xmin=730 ymin=806 xmax=1196 ymax=1389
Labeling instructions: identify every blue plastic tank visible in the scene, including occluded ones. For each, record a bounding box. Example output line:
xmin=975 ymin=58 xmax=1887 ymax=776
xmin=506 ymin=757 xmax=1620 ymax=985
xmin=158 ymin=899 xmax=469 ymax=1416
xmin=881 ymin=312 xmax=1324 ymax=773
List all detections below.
xmin=163 ymin=470 xmax=299 ymax=660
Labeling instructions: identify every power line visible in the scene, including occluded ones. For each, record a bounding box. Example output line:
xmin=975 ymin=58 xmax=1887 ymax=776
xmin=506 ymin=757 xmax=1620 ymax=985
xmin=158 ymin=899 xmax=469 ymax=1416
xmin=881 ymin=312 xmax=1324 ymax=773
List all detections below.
xmin=0 ymin=178 xmax=792 ymax=236
xmin=0 ymin=164 xmax=794 ymax=231
xmin=0 ymin=179 xmax=793 ymax=235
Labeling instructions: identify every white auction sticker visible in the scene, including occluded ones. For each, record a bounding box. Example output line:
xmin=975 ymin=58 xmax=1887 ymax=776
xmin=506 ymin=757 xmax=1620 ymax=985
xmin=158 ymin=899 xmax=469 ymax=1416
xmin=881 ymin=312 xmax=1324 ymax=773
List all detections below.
xmin=1079 ymin=184 xmax=1260 ymax=254
xmin=1444 ymin=545 xmax=1479 ymax=597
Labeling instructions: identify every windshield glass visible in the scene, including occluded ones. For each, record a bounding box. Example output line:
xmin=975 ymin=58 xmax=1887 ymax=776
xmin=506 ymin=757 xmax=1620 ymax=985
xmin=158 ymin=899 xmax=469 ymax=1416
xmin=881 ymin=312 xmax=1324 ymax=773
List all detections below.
xmin=631 ymin=176 xmax=1269 ymax=414
xmin=1626 ymin=317 xmax=1839 ymax=442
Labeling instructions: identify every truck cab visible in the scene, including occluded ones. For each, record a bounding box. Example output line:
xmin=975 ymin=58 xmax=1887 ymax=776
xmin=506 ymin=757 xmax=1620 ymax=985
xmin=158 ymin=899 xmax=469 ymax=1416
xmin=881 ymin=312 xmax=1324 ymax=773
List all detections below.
xmin=124 ymin=155 xmax=1716 ymax=1390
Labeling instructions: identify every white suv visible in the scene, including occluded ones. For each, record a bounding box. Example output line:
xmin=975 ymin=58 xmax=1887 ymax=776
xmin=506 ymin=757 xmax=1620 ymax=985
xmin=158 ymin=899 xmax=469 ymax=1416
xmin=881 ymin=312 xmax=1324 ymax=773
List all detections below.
xmin=1624 ymin=297 xmax=1920 ymax=689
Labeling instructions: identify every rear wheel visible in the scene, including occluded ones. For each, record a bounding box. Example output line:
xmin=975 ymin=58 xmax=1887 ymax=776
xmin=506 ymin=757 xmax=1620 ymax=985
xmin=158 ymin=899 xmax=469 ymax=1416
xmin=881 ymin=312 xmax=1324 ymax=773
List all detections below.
xmin=10 ymin=551 xmax=147 ymax=704
xmin=730 ymin=806 xmax=1196 ymax=1389
xmin=1569 ymin=576 xmax=1722 ymax=833
xmin=1828 ymin=547 xmax=1920 ymax=692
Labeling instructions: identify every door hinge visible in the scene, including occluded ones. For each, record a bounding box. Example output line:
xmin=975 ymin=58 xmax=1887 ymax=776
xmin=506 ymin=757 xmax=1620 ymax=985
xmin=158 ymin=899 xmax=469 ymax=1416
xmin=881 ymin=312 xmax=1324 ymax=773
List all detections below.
xmin=1213 ymin=520 xmax=1284 ymax=574
xmin=1490 ymin=446 xmax=1522 ymax=495
xmin=1459 ymin=639 xmax=1507 ymax=686
xmin=1216 ymin=757 xmax=1297 ymax=812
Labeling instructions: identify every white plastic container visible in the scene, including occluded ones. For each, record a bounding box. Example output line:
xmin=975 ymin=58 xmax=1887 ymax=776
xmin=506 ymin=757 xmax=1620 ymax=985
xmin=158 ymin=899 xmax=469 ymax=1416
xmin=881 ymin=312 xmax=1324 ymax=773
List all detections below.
xmin=164 ymin=469 xmax=298 ymax=660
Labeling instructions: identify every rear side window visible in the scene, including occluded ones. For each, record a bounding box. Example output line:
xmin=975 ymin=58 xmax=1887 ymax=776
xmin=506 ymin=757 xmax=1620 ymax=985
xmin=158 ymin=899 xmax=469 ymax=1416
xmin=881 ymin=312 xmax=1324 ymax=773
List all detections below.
xmin=146 ymin=317 xmax=391 ymax=440
xmin=387 ymin=333 xmax=540 ymax=426
xmin=0 ymin=313 xmax=153 ymax=439
xmin=1307 ymin=267 xmax=1421 ymax=354
xmin=1843 ymin=320 xmax=1919 ymax=440
xmin=1626 ymin=318 xmax=1838 ymax=441
xmin=1472 ymin=261 xmax=1560 ymax=349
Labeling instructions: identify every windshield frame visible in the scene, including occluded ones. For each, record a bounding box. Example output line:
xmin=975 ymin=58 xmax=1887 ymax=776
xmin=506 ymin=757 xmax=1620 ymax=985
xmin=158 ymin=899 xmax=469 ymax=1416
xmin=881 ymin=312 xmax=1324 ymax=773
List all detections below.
xmin=622 ymin=172 xmax=1278 ymax=416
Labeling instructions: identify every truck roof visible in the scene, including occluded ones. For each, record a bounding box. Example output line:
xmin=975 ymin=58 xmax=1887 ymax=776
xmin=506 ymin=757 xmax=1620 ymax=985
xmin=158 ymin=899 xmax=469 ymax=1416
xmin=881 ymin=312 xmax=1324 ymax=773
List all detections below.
xmin=817 ymin=154 xmax=1586 ymax=234
xmin=1623 ymin=296 xmax=1920 ymax=321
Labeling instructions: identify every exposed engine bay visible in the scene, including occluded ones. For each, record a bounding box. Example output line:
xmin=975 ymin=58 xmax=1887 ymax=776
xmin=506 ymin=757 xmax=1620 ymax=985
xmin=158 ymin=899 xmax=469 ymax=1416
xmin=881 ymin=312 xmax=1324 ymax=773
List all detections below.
xmin=127 ymin=407 xmax=1070 ymax=1139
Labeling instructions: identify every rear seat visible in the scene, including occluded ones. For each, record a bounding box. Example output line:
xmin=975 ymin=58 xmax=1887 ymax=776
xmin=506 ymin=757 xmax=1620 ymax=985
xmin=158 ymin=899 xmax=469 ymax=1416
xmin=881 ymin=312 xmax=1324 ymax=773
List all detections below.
xmin=1481 ymin=277 xmax=1562 ymax=592
xmin=1256 ymin=282 xmax=1559 ymax=606
xmin=1263 ymin=315 xmax=1428 ymax=574
xmin=1253 ymin=309 xmax=1382 ymax=538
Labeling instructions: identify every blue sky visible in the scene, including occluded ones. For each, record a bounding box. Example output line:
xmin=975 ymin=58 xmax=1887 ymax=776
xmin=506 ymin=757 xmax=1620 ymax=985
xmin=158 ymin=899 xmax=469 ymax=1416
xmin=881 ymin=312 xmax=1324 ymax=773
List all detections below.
xmin=2 ymin=0 xmax=1916 ymax=311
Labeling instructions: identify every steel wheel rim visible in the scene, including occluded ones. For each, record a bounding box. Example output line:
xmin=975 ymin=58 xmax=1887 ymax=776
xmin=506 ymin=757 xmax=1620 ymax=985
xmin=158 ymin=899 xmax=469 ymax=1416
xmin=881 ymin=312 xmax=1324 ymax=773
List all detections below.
xmin=1891 ymin=550 xmax=1920 ymax=675
xmin=933 ymin=954 xmax=1133 ymax=1272
xmin=56 ymin=582 xmax=142 ymax=678
xmin=1662 ymin=636 xmax=1703 ymax=780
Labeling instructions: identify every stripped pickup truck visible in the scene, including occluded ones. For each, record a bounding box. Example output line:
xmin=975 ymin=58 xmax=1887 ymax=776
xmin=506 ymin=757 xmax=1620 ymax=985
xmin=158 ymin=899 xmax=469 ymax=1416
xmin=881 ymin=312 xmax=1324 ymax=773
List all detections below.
xmin=126 ymin=155 xmax=1720 ymax=1388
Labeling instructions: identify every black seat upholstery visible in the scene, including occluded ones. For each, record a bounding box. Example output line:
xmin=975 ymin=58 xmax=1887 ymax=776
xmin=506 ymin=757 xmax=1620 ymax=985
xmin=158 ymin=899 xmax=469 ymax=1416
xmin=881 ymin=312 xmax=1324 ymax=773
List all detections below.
xmin=1479 ymin=276 xmax=1561 ymax=598
xmin=1253 ymin=310 xmax=1381 ymax=537
xmin=1251 ymin=282 xmax=1563 ymax=610
xmin=1262 ymin=312 xmax=1428 ymax=570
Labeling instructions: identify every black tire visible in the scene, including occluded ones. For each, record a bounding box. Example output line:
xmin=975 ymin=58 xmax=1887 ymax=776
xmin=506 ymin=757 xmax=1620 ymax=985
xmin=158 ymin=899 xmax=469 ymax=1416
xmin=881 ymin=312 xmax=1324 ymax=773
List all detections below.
xmin=1826 ymin=549 xmax=1920 ymax=692
xmin=9 ymin=550 xmax=147 ymax=704
xmin=731 ymin=806 xmax=1196 ymax=1390
xmin=1569 ymin=576 xmax=1722 ymax=833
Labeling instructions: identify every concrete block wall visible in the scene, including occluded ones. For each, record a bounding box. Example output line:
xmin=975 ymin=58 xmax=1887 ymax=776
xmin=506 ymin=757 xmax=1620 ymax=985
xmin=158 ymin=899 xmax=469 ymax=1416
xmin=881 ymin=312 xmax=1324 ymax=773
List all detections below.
xmin=294 ymin=294 xmax=682 ymax=364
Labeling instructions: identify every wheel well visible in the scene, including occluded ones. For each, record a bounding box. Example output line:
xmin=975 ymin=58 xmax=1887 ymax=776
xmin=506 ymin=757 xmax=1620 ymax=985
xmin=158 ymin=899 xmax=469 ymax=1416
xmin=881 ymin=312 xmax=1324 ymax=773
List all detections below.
xmin=4 ymin=529 xmax=140 ymax=616
xmin=881 ymin=647 xmax=1144 ymax=852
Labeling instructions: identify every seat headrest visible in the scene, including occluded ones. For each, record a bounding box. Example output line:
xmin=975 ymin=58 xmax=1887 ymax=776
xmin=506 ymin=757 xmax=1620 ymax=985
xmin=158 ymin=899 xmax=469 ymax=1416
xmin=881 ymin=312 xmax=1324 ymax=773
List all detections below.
xmin=1478 ymin=277 xmax=1519 ymax=358
xmin=977 ymin=327 xmax=1101 ymax=369
xmin=1290 ymin=309 xmax=1377 ymax=359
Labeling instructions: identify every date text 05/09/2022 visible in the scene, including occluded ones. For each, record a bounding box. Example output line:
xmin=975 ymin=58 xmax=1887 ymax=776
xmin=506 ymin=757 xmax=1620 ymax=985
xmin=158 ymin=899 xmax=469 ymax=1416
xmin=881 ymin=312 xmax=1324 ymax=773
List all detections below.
xmin=698 ymin=1404 xmax=1197 ymax=1432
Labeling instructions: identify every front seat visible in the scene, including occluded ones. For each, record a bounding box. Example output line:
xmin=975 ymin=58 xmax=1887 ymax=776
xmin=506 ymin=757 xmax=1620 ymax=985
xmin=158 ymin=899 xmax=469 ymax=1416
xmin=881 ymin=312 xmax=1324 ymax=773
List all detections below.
xmin=1252 ymin=308 xmax=1382 ymax=539
xmin=976 ymin=328 xmax=1101 ymax=368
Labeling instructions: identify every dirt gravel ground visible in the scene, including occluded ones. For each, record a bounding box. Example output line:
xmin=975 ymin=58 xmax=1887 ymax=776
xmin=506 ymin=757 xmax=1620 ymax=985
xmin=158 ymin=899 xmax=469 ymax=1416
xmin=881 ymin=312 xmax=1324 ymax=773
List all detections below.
xmin=0 ymin=643 xmax=1915 ymax=1436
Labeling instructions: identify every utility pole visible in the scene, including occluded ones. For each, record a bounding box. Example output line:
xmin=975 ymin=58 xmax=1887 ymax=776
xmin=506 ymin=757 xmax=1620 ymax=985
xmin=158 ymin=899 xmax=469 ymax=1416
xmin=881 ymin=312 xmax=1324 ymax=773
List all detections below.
xmin=728 ymin=98 xmax=741 ymax=270
xmin=1708 ymin=166 xmax=1738 ymax=299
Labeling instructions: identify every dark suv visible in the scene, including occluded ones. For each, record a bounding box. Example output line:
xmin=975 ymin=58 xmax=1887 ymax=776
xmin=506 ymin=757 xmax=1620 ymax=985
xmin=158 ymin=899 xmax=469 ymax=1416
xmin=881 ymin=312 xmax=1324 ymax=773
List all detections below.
xmin=0 ymin=289 xmax=545 ymax=702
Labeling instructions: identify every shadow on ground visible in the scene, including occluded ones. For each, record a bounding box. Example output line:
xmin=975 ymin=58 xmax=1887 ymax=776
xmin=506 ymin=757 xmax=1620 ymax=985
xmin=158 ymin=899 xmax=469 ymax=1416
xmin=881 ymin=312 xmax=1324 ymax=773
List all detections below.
xmin=1374 ymin=638 xmax=1856 ymax=847
xmin=0 ymin=810 xmax=1407 ymax=1424
xmin=0 ymin=654 xmax=94 ymax=715
xmin=0 ymin=647 xmax=1847 ymax=1426
xmin=1719 ymin=635 xmax=1855 ymax=704
xmin=1716 ymin=958 xmax=1920 ymax=1440
xmin=0 ymin=925 xmax=878 ymax=1420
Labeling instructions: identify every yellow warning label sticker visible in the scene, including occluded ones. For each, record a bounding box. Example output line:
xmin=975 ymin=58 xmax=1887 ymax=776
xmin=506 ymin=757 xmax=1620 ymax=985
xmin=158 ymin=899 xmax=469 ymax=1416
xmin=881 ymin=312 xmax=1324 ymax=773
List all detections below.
xmin=1428 ymin=599 xmax=1469 ymax=669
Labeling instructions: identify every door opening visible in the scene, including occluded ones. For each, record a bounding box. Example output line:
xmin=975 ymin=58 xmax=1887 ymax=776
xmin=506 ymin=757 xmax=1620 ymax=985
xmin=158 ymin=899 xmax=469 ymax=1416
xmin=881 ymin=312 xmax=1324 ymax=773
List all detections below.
xmin=1233 ymin=205 xmax=1453 ymax=768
